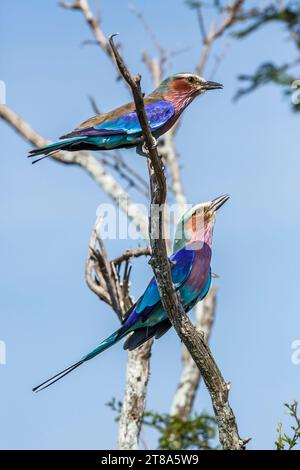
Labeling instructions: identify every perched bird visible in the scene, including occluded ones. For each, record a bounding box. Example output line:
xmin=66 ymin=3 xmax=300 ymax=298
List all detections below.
xmin=33 ymin=194 xmax=229 ymax=392
xmin=28 ymin=73 xmax=222 ymax=163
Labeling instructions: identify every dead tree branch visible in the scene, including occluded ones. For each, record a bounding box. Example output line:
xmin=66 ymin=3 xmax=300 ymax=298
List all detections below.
xmin=0 ymin=104 xmax=149 ymax=239
xmin=59 ymin=0 xmax=117 ymax=65
xmin=159 ymin=132 xmax=187 ymax=209
xmin=112 ymin=246 xmax=151 ymax=266
xmin=109 ymin=33 xmax=247 ymax=450
xmin=140 ymin=42 xmax=220 ymax=423
xmin=99 ymin=152 xmax=149 ymax=198
xmin=1 ymin=0 xmax=155 ymax=448
xmin=1 ymin=0 xmax=247 ymax=447
xmin=86 ymin=217 xmax=151 ymax=318
xmin=53 ymin=4 xmax=156 ymax=445
xmin=118 ymin=339 xmax=153 ymax=449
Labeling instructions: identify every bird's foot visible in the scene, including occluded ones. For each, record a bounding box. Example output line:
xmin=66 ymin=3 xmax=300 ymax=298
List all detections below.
xmin=136 ymin=143 xmax=148 ymax=158
xmin=136 ymin=138 xmax=158 ymax=158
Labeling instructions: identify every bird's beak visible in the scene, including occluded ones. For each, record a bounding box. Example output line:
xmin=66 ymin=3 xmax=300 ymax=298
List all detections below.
xmin=203 ymin=80 xmax=223 ymax=90
xmin=210 ymin=194 xmax=230 ymax=211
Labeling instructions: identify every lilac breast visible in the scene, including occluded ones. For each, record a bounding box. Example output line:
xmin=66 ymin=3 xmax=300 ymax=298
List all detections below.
xmin=186 ymin=243 xmax=212 ymax=294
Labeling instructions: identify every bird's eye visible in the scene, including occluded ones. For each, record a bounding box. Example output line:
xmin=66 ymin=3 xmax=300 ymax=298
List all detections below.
xmin=188 ymin=76 xmax=195 ymax=84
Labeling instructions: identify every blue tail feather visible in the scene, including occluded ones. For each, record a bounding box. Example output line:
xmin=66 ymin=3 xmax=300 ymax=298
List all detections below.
xmin=28 ymin=137 xmax=83 ymax=159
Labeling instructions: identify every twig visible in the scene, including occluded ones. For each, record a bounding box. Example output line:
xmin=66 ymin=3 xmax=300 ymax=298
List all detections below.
xmin=196 ymin=0 xmax=244 ymax=75
xmin=108 ymin=34 xmax=166 ymax=200
xmin=129 ymin=4 xmax=165 ymax=58
xmin=86 ymin=217 xmax=124 ymax=318
xmin=210 ymin=39 xmax=231 ymax=79
xmin=88 ymin=95 xmax=101 ymax=114
xmin=142 ymin=52 xmax=162 ymax=88
xmin=109 ymin=33 xmax=247 ymax=450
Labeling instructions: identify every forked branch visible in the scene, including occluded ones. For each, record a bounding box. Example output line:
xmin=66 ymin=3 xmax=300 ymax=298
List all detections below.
xmin=109 ymin=33 xmax=248 ymax=450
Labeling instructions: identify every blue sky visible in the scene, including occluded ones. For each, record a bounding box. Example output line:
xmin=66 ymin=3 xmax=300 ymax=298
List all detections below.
xmin=1 ymin=0 xmax=300 ymax=450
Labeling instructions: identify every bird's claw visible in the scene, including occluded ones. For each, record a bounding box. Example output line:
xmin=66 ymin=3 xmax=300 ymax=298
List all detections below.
xmin=136 ymin=138 xmax=158 ymax=158
xmin=136 ymin=143 xmax=148 ymax=158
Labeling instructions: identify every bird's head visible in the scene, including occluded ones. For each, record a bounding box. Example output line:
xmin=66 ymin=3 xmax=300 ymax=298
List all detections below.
xmin=173 ymin=194 xmax=229 ymax=252
xmin=157 ymin=73 xmax=223 ymax=109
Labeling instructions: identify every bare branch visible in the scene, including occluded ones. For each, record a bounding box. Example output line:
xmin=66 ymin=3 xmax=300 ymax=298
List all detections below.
xmin=88 ymin=95 xmax=101 ymax=114
xmin=112 ymin=246 xmax=151 ymax=266
xmin=209 ymin=39 xmax=231 ymax=79
xmin=59 ymin=0 xmax=117 ymax=65
xmin=159 ymin=132 xmax=187 ymax=210
xmin=196 ymin=0 xmax=244 ymax=75
xmin=130 ymin=4 xmax=165 ymax=87
xmin=142 ymin=52 xmax=162 ymax=88
xmin=118 ymin=340 xmax=153 ymax=449
xmin=99 ymin=152 xmax=149 ymax=198
xmin=0 ymin=6 xmax=153 ymax=447
xmin=0 ymin=104 xmax=149 ymax=239
xmin=85 ymin=219 xmax=112 ymax=306
xmin=85 ymin=217 xmax=124 ymax=318
xmin=129 ymin=4 xmax=165 ymax=59
xmin=109 ymin=33 xmax=247 ymax=450
xmin=196 ymin=2 xmax=207 ymax=43
xmin=85 ymin=213 xmax=153 ymax=449
xmin=85 ymin=215 xmax=153 ymax=449
xmin=58 ymin=2 xmax=157 ymax=448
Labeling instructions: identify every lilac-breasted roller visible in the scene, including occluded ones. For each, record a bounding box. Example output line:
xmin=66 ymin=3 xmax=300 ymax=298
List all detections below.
xmin=33 ymin=194 xmax=229 ymax=392
xmin=28 ymin=73 xmax=222 ymax=163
